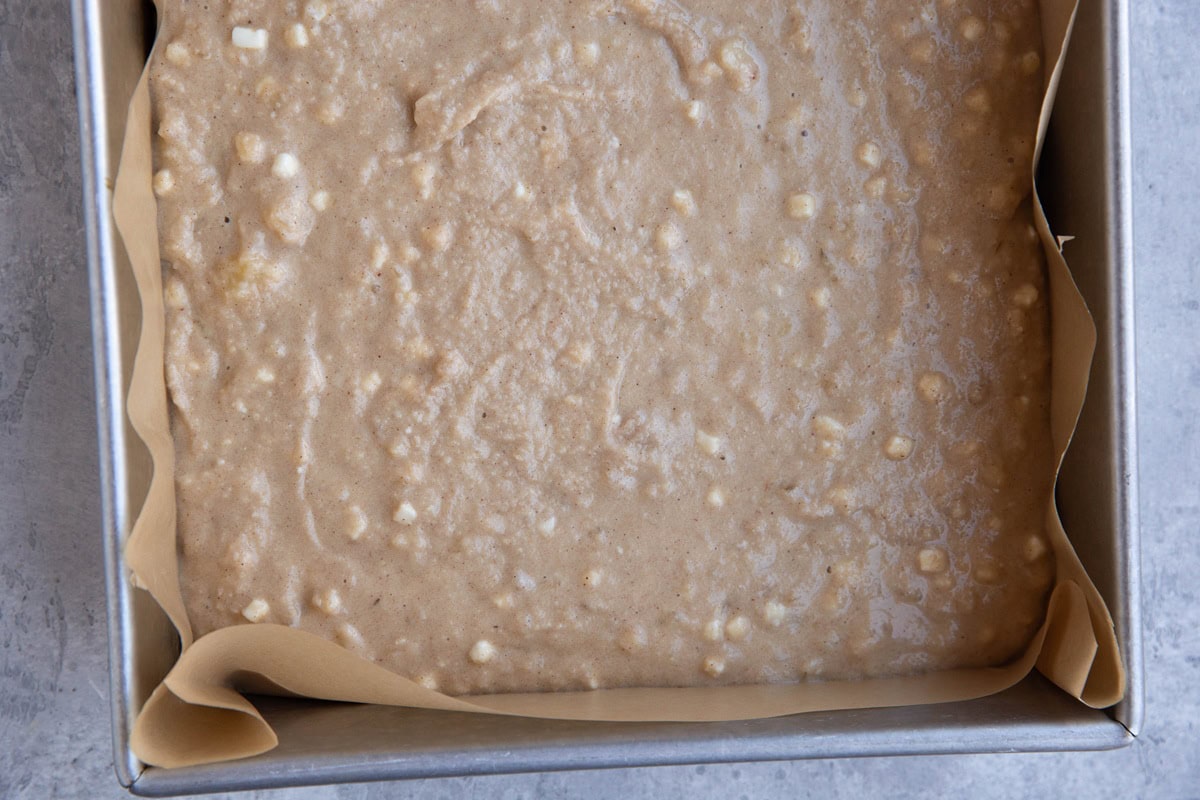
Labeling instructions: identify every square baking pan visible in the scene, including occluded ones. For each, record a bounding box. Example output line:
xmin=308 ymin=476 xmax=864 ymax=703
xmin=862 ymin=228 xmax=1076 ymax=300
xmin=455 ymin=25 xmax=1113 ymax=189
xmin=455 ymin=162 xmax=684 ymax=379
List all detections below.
xmin=72 ymin=0 xmax=1143 ymax=794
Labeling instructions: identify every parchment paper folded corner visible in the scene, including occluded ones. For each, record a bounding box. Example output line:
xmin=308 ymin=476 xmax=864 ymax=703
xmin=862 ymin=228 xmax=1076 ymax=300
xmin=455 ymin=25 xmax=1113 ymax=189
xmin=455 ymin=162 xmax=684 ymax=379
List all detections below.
xmin=114 ymin=0 xmax=1123 ymax=769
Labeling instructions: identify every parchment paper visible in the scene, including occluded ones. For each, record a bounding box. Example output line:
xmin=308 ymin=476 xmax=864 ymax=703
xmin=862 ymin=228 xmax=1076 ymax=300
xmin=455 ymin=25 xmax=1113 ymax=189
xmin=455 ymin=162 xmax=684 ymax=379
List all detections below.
xmin=113 ymin=0 xmax=1124 ymax=768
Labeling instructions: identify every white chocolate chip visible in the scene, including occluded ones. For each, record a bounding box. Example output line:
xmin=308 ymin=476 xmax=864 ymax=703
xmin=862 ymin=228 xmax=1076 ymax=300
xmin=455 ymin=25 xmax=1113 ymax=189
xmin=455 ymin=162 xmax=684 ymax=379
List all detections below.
xmin=317 ymin=98 xmax=344 ymax=125
xmin=577 ymin=40 xmax=600 ymax=66
xmin=964 ymin=87 xmax=991 ymax=113
xmin=295 ymin=438 xmax=312 ymax=468
xmin=311 ymin=587 xmax=344 ymax=615
xmin=787 ymin=192 xmax=817 ymax=220
xmin=655 ymin=222 xmax=683 ymax=252
xmin=255 ymin=76 xmax=282 ymax=105
xmin=232 ymin=27 xmax=269 ymax=50
xmin=695 ymin=429 xmax=721 ymax=456
xmin=706 ymin=486 xmax=726 ymax=509
xmin=671 ymin=189 xmax=697 ymax=217
xmin=761 ymin=600 xmax=786 ymax=626
xmin=1013 ymin=283 xmax=1039 ymax=308
xmin=1020 ymin=51 xmax=1042 ymax=76
xmin=469 ymin=639 xmax=497 ymax=664
xmin=857 ymin=142 xmax=882 ymax=169
xmin=163 ymin=278 xmax=187 ymax=309
xmin=827 ymin=486 xmax=857 ymax=512
xmin=157 ymin=109 xmax=185 ymax=142
xmin=359 ymin=371 xmax=382 ymax=395
xmin=537 ymin=516 xmax=557 ymax=536
xmin=1024 ymin=534 xmax=1048 ymax=562
xmin=234 ymin=132 xmax=266 ymax=164
xmin=909 ymin=38 xmax=935 ymax=64
xmin=398 ymin=244 xmax=420 ymax=264
xmin=917 ymin=372 xmax=951 ymax=403
xmin=272 ymin=152 xmax=300 ymax=178
xmin=885 ymin=435 xmax=915 ymax=460
xmin=164 ymin=41 xmax=191 ymax=66
xmin=434 ymin=349 xmax=466 ymax=380
xmin=619 ymin=625 xmax=647 ymax=652
xmin=975 ymin=564 xmax=1000 ymax=584
xmin=685 ymin=100 xmax=705 ymax=124
xmin=779 ymin=242 xmax=805 ymax=269
xmin=265 ymin=195 xmax=315 ymax=246
xmin=582 ymin=569 xmax=603 ymax=588
xmin=241 ymin=598 xmax=270 ymax=622
xmin=918 ymin=547 xmax=948 ymax=574
xmin=416 ymin=673 xmax=439 ymax=691
xmin=961 ymin=17 xmax=986 ymax=42
xmin=370 ymin=241 xmax=390 ymax=271
xmin=703 ymin=618 xmax=724 ymax=642
xmin=421 ymin=222 xmax=452 ymax=252
xmin=717 ymin=39 xmax=758 ymax=91
xmin=702 ymin=655 xmax=725 ymax=677
xmin=812 ymin=415 xmax=846 ymax=440
xmin=346 ymin=505 xmax=368 ymax=541
xmin=949 ymin=500 xmax=968 ymax=520
xmin=411 ymin=162 xmax=436 ymax=200
xmin=152 ymin=169 xmax=175 ymax=196
xmin=724 ymin=615 xmax=750 ymax=641
xmin=393 ymin=501 xmax=417 ymax=524
xmin=513 ymin=181 xmax=532 ymax=201
xmin=337 ymin=624 xmax=366 ymax=652
xmin=284 ymin=23 xmax=309 ymax=48
xmin=809 ymin=286 xmax=831 ymax=309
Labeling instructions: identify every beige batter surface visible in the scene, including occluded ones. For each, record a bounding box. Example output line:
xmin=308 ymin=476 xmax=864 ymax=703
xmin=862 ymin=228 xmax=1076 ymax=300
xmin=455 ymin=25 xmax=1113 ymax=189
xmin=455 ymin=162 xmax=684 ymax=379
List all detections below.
xmin=151 ymin=0 xmax=1056 ymax=695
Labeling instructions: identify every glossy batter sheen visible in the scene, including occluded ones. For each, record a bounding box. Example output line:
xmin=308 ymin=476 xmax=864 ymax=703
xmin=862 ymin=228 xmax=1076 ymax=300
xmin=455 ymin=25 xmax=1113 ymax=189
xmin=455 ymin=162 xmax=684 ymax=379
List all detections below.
xmin=151 ymin=0 xmax=1056 ymax=695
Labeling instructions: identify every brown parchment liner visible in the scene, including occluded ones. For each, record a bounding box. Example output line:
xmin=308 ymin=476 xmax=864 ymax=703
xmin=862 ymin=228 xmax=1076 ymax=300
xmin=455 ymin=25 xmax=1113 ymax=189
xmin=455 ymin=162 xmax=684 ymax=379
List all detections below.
xmin=114 ymin=0 xmax=1124 ymax=768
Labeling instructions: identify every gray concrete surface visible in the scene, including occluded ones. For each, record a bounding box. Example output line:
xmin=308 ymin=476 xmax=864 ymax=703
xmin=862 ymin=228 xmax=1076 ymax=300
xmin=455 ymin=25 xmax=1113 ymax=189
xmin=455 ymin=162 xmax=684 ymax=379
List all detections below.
xmin=1 ymin=0 xmax=1196 ymax=797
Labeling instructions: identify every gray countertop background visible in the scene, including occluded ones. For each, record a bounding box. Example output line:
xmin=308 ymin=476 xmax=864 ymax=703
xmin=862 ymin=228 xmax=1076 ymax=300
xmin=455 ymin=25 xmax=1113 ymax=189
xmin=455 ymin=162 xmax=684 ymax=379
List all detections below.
xmin=2 ymin=1 xmax=1196 ymax=797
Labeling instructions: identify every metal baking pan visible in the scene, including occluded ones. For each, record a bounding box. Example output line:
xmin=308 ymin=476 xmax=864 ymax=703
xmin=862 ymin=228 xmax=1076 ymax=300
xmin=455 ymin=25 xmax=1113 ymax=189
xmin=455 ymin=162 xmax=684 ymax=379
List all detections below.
xmin=72 ymin=0 xmax=1142 ymax=794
